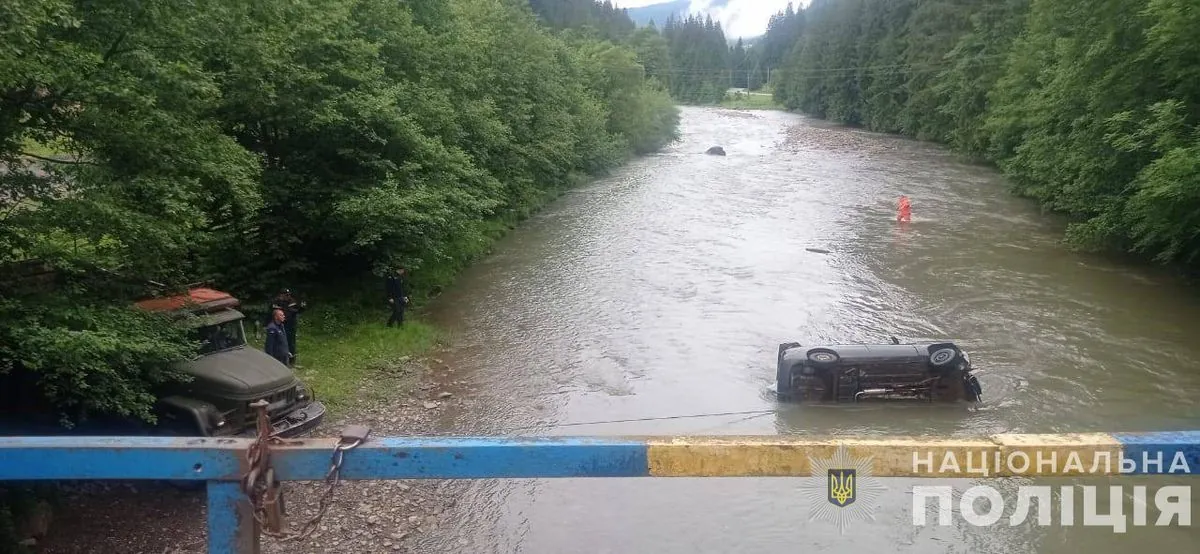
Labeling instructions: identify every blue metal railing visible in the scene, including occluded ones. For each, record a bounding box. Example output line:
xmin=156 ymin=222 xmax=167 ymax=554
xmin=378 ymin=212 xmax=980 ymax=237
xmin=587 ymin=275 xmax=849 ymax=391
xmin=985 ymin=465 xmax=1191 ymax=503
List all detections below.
xmin=2 ymin=430 xmax=1197 ymax=553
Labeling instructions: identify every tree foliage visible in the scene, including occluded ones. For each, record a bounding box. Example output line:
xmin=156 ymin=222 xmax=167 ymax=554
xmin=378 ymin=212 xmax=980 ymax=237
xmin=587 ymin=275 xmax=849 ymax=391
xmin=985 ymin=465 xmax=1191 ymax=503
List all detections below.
xmin=551 ymin=2 xmax=801 ymax=104
xmin=529 ymin=0 xmax=635 ymax=41
xmin=769 ymin=0 xmax=1200 ymax=267
xmin=0 ymin=0 xmax=679 ymax=426
xmin=662 ymin=14 xmax=732 ymax=103
xmin=760 ymin=3 xmax=805 ymax=91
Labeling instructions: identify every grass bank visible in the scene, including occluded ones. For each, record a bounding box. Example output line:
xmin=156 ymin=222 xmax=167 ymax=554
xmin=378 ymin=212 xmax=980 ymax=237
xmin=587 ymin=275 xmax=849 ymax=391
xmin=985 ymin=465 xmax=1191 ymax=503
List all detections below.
xmin=283 ymin=314 xmax=441 ymax=413
xmin=247 ymin=177 xmax=583 ymax=413
xmin=720 ymin=91 xmax=784 ymax=110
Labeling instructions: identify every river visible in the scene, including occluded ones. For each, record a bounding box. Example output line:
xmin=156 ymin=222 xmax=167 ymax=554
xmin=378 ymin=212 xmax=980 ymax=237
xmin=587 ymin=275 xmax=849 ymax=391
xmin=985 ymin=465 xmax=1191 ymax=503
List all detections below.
xmin=415 ymin=107 xmax=1200 ymax=553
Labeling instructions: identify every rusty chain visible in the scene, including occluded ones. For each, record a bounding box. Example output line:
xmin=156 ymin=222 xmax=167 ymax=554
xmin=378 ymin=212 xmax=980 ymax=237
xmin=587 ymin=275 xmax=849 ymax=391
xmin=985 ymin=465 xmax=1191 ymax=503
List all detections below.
xmin=240 ymin=399 xmax=370 ymax=542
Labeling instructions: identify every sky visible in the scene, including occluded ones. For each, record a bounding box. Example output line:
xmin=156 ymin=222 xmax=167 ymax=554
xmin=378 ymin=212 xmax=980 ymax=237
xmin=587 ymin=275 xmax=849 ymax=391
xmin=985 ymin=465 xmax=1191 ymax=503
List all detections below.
xmin=612 ymin=0 xmax=803 ymax=38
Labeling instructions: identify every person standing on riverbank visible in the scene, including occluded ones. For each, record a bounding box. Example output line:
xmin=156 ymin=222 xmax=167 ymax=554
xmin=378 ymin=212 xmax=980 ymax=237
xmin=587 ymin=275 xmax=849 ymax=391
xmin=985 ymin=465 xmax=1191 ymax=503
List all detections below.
xmin=264 ymin=308 xmax=291 ymax=366
xmin=271 ymin=289 xmax=306 ymax=366
xmin=386 ymin=267 xmax=410 ymax=328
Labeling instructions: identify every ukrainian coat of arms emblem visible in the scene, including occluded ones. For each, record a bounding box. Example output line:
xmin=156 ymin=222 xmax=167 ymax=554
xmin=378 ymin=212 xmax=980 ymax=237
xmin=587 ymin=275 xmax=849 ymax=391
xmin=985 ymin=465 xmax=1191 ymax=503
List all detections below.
xmin=800 ymin=444 xmax=887 ymax=533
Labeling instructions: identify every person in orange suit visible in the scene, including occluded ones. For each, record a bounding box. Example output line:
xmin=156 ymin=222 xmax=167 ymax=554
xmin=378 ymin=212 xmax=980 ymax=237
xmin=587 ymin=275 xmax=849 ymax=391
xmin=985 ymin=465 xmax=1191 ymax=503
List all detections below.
xmin=897 ymin=195 xmax=912 ymax=222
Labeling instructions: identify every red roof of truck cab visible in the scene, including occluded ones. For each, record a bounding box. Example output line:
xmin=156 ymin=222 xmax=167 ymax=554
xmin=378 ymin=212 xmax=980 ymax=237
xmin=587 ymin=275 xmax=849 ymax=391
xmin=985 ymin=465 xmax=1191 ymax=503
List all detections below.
xmin=134 ymin=287 xmax=240 ymax=313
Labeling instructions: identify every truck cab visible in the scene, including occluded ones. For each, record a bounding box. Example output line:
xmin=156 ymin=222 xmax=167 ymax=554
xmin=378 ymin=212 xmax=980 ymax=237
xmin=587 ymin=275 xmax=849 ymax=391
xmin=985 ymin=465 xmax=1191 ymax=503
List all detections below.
xmin=134 ymin=287 xmax=325 ymax=437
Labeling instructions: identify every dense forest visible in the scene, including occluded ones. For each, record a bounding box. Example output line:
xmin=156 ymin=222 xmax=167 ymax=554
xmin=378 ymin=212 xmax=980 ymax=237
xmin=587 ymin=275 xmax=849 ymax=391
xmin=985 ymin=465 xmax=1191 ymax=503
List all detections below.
xmin=529 ymin=0 xmax=636 ymax=41
xmin=537 ymin=0 xmax=1200 ymax=268
xmin=529 ymin=0 xmax=752 ymax=104
xmin=0 ymin=0 xmax=679 ymax=428
xmin=650 ymin=4 xmax=809 ymax=101
xmin=769 ymin=0 xmax=1200 ymax=267
xmin=661 ymin=15 xmax=733 ymax=103
xmin=4 ymin=0 xmax=1196 ymax=462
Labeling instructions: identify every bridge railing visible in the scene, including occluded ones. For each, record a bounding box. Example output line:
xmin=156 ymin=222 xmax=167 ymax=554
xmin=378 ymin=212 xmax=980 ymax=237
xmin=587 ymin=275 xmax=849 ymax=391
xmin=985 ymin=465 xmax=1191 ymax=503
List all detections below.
xmin=1 ymin=430 xmax=1197 ymax=553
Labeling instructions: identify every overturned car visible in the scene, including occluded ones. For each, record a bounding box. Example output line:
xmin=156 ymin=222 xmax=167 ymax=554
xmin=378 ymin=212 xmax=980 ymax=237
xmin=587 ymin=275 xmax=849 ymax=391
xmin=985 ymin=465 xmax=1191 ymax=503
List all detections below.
xmin=776 ymin=341 xmax=982 ymax=403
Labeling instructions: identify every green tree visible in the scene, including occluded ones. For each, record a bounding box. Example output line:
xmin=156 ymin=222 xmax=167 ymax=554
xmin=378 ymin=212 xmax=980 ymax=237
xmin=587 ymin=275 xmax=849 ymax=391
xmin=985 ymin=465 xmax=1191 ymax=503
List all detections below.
xmin=930 ymin=0 xmax=1030 ymax=155
xmin=772 ymin=0 xmax=1200 ymax=266
xmin=0 ymin=0 xmax=257 ymax=423
xmin=895 ymin=0 xmax=978 ymax=140
xmin=0 ymin=0 xmax=680 ymax=429
xmin=662 ymin=13 xmax=731 ymax=104
xmin=529 ymin=0 xmax=635 ymax=41
xmin=628 ymin=24 xmax=673 ymax=86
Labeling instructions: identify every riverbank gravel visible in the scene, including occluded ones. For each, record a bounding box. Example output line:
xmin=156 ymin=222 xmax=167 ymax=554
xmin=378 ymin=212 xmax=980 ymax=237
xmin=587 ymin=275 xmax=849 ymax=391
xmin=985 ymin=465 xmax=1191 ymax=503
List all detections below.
xmin=35 ymin=358 xmax=464 ymax=554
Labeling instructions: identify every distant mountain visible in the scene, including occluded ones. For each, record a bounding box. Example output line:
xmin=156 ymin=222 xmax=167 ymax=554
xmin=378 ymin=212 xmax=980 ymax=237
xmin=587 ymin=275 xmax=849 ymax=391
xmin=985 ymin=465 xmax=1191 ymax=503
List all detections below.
xmin=626 ymin=0 xmax=731 ymax=28
xmin=626 ymin=0 xmax=688 ymax=27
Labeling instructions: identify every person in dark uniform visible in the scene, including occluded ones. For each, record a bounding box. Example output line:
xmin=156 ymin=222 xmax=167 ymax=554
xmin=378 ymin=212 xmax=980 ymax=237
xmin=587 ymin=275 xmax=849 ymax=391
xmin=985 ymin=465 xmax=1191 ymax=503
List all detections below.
xmin=271 ymin=288 xmax=306 ymax=366
xmin=385 ymin=267 xmax=409 ymax=327
xmin=264 ymin=308 xmax=291 ymax=366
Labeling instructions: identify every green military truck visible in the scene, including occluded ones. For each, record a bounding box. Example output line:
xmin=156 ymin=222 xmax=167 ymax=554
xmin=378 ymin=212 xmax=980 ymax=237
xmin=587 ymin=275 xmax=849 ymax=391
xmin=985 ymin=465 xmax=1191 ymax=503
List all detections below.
xmin=134 ymin=287 xmax=325 ymax=437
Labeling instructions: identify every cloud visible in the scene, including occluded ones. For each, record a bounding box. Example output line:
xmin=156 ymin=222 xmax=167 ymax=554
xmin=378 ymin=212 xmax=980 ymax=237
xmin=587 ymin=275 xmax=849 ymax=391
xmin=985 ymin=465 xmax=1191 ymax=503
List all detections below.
xmin=613 ymin=0 xmax=804 ymax=37
xmin=612 ymin=0 xmax=674 ymax=6
xmin=692 ymin=0 xmax=798 ymax=38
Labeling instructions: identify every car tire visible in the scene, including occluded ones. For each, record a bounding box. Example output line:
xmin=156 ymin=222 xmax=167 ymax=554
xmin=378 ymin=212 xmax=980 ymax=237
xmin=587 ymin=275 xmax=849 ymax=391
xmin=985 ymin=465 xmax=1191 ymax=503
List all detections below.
xmin=807 ymin=348 xmax=840 ymax=364
xmin=930 ymin=348 xmax=958 ymax=367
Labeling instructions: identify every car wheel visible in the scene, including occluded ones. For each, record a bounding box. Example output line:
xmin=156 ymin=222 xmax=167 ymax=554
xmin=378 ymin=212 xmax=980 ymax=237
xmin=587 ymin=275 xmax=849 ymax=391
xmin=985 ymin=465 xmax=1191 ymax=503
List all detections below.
xmin=807 ymin=348 xmax=839 ymax=364
xmin=930 ymin=348 xmax=958 ymax=367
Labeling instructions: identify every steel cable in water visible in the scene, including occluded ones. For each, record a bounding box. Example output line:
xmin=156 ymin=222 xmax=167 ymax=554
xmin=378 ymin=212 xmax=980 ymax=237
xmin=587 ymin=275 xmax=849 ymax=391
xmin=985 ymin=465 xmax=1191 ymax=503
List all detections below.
xmin=502 ymin=409 xmax=778 ymax=433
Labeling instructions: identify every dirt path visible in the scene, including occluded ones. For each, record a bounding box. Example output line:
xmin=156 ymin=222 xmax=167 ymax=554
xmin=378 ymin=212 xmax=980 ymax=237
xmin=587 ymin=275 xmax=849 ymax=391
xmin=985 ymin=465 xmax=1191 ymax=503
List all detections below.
xmin=35 ymin=356 xmax=467 ymax=554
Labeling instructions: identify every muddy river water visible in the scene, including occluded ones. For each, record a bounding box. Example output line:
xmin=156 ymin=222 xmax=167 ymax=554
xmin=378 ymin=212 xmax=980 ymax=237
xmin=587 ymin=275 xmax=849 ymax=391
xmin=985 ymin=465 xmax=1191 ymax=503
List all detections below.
xmin=416 ymin=107 xmax=1200 ymax=553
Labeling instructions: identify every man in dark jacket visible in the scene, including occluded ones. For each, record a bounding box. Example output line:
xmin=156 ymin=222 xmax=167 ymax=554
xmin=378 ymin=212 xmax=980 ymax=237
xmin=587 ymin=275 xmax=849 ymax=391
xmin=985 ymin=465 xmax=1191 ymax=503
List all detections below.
xmin=264 ymin=308 xmax=291 ymax=366
xmin=385 ymin=267 xmax=409 ymax=327
xmin=271 ymin=288 xmax=306 ymax=366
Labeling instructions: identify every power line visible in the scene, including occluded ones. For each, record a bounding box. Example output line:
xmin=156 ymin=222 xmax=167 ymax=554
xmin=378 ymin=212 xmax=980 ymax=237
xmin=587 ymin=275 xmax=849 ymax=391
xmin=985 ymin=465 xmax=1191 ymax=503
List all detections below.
xmin=633 ymin=54 xmax=1009 ymax=78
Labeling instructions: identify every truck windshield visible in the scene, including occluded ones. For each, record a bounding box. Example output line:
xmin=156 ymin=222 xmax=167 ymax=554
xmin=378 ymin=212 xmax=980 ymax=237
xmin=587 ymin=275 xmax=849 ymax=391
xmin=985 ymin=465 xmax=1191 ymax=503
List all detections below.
xmin=196 ymin=320 xmax=246 ymax=355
